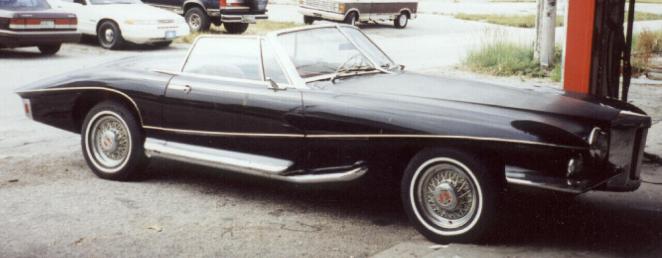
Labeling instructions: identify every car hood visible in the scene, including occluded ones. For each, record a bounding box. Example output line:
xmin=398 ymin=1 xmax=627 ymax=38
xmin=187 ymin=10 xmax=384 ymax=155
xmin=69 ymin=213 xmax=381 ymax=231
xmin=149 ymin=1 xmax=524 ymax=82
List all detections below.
xmin=324 ymin=72 xmax=622 ymax=123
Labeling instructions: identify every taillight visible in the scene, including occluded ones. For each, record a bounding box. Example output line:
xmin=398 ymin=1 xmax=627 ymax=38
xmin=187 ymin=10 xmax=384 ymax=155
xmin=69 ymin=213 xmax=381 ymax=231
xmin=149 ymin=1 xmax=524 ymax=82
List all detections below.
xmin=9 ymin=17 xmax=76 ymax=30
xmin=55 ymin=18 xmax=77 ymax=29
xmin=220 ymin=0 xmax=246 ymax=7
xmin=22 ymin=99 xmax=33 ymax=120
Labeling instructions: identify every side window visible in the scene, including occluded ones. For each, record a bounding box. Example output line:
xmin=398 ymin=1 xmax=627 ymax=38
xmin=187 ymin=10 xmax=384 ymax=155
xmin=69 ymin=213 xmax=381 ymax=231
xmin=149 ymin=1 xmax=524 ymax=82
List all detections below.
xmin=183 ymin=37 xmax=261 ymax=81
xmin=261 ymin=40 xmax=289 ymax=85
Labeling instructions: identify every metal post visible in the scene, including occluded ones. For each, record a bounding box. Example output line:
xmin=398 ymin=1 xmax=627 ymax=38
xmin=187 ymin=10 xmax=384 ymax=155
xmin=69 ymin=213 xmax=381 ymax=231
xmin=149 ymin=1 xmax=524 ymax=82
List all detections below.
xmin=534 ymin=0 xmax=544 ymax=60
xmin=540 ymin=0 xmax=557 ymax=68
xmin=622 ymin=0 xmax=636 ymax=102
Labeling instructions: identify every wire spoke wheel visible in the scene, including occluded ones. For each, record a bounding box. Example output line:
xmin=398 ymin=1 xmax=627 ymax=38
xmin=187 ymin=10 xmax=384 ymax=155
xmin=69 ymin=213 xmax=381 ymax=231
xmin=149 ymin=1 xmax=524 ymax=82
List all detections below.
xmin=86 ymin=111 xmax=132 ymax=173
xmin=416 ymin=162 xmax=478 ymax=230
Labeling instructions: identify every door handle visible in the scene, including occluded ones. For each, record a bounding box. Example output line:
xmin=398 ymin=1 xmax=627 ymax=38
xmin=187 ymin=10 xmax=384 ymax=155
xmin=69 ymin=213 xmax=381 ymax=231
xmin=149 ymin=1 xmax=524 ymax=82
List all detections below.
xmin=170 ymin=84 xmax=192 ymax=94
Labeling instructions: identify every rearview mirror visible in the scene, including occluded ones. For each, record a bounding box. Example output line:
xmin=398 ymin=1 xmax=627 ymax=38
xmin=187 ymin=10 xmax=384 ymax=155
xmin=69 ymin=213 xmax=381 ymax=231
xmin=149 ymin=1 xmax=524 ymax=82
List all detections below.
xmin=266 ymin=77 xmax=286 ymax=91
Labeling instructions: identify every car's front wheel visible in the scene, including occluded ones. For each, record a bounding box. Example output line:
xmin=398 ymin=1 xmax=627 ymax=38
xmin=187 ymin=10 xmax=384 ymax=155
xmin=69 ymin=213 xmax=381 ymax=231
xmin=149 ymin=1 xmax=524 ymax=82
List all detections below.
xmin=224 ymin=22 xmax=249 ymax=34
xmin=81 ymin=102 xmax=147 ymax=181
xmin=401 ymin=148 xmax=500 ymax=243
xmin=97 ymin=21 xmax=124 ymax=50
xmin=394 ymin=13 xmax=409 ymax=29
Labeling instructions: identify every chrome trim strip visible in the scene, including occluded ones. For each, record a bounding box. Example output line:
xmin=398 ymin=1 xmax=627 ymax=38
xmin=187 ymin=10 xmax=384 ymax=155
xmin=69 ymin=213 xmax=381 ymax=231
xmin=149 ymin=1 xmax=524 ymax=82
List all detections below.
xmin=619 ymin=110 xmax=648 ymax=118
xmin=306 ymin=134 xmax=585 ymax=149
xmin=16 ymin=87 xmax=143 ymax=124
xmin=143 ymin=125 xmax=585 ymax=149
xmin=284 ymin=166 xmax=367 ymax=183
xmin=144 ymin=138 xmax=367 ymax=183
xmin=143 ymin=126 xmax=305 ymax=138
xmin=144 ymin=138 xmax=293 ymax=175
xmin=505 ymin=177 xmax=583 ymax=194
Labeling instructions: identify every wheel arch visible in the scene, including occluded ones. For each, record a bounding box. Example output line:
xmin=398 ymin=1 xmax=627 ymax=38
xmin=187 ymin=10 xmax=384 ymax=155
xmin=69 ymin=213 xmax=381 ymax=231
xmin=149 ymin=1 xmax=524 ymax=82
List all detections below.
xmin=376 ymin=140 xmax=511 ymax=187
xmin=344 ymin=9 xmax=360 ymax=20
xmin=183 ymin=1 xmax=206 ymax=13
xmin=96 ymin=18 xmax=120 ymax=35
xmin=72 ymin=89 xmax=143 ymax=134
xmin=399 ymin=8 xmax=412 ymax=18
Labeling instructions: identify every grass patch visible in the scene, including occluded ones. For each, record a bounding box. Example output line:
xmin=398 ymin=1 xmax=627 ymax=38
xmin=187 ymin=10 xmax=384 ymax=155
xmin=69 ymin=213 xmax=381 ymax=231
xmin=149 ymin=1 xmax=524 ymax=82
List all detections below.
xmin=454 ymin=12 xmax=662 ymax=28
xmin=175 ymin=21 xmax=300 ymax=44
xmin=454 ymin=13 xmax=555 ymax=28
xmin=632 ymin=29 xmax=662 ymax=74
xmin=464 ymin=32 xmax=562 ymax=80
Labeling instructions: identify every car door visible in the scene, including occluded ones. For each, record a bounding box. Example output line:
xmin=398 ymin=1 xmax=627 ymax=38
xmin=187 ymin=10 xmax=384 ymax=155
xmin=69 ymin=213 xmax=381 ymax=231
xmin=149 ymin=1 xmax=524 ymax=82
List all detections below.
xmin=161 ymin=37 xmax=306 ymax=167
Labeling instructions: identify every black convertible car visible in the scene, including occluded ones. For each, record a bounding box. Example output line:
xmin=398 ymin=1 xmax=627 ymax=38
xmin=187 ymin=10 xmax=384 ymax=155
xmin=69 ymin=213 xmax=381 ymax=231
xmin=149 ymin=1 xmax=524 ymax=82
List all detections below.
xmin=16 ymin=25 xmax=651 ymax=243
xmin=0 ymin=0 xmax=80 ymax=55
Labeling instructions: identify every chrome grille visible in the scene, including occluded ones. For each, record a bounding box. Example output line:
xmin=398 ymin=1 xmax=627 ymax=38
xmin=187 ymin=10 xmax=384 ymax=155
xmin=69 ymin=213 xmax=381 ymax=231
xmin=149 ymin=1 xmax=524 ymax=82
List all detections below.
xmin=301 ymin=0 xmax=336 ymax=11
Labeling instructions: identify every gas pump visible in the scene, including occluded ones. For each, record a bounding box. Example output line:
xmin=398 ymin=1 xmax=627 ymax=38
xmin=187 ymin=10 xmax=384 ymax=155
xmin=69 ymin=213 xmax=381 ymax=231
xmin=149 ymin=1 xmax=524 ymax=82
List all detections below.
xmin=563 ymin=0 xmax=636 ymax=101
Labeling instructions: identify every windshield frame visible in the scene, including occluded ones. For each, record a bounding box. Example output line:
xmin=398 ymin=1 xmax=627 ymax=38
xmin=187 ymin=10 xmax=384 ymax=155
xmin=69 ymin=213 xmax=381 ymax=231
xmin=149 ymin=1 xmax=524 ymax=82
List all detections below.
xmin=265 ymin=24 xmax=398 ymax=86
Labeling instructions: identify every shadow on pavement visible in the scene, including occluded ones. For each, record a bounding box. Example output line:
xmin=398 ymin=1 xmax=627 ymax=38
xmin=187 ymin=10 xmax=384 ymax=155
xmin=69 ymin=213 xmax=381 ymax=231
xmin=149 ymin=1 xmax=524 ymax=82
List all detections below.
xmin=143 ymin=158 xmax=662 ymax=256
xmin=0 ymin=48 xmax=58 ymax=59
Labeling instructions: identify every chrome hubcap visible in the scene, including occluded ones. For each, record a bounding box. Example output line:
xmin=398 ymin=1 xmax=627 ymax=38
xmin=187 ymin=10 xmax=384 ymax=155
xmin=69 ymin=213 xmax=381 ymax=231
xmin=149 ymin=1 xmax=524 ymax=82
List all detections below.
xmin=104 ymin=28 xmax=115 ymax=43
xmin=189 ymin=14 xmax=201 ymax=30
xmin=399 ymin=15 xmax=407 ymax=25
xmin=417 ymin=162 xmax=477 ymax=229
xmin=89 ymin=113 xmax=130 ymax=171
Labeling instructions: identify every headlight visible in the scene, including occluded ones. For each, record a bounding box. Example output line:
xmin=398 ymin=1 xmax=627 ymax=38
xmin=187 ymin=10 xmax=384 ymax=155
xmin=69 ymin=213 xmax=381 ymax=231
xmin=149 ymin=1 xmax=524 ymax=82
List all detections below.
xmin=589 ymin=127 xmax=609 ymax=160
xmin=125 ymin=19 xmax=157 ymax=25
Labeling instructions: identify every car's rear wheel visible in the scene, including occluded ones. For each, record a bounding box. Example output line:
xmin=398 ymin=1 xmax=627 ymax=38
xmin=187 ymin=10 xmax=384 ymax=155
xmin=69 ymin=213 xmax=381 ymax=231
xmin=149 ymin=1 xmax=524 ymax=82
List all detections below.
xmin=185 ymin=7 xmax=211 ymax=32
xmin=224 ymin=22 xmax=250 ymax=34
xmin=394 ymin=13 xmax=408 ymax=29
xmin=303 ymin=15 xmax=315 ymax=25
xmin=38 ymin=44 xmax=61 ymax=55
xmin=401 ymin=148 xmax=500 ymax=243
xmin=344 ymin=12 xmax=358 ymax=26
xmin=98 ymin=21 xmax=124 ymax=50
xmin=81 ymin=102 xmax=147 ymax=181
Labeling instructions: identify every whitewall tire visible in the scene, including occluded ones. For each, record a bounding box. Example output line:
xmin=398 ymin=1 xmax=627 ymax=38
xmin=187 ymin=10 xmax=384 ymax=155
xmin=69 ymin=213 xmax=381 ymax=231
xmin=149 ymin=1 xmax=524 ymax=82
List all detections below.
xmin=401 ymin=148 xmax=500 ymax=243
xmin=81 ymin=102 xmax=147 ymax=181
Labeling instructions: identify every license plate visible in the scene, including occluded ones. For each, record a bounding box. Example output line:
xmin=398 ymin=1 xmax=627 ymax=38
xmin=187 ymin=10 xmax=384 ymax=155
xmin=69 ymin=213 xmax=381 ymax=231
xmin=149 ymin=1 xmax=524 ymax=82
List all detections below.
xmin=242 ymin=16 xmax=256 ymax=23
xmin=165 ymin=31 xmax=176 ymax=39
xmin=41 ymin=20 xmax=55 ymax=28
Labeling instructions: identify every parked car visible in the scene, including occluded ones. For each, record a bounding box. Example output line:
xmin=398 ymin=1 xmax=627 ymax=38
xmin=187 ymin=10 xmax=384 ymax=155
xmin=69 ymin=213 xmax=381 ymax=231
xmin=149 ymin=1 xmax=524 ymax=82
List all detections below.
xmin=299 ymin=0 xmax=417 ymax=28
xmin=0 ymin=0 xmax=80 ymax=55
xmin=143 ymin=0 xmax=268 ymax=33
xmin=48 ymin=0 xmax=190 ymax=49
xmin=16 ymin=24 xmax=651 ymax=243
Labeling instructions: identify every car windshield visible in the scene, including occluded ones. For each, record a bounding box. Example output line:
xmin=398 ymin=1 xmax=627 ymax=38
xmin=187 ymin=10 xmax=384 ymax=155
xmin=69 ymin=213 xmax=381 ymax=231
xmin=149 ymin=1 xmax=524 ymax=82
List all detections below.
xmin=276 ymin=26 xmax=396 ymax=79
xmin=0 ymin=0 xmax=50 ymax=10
xmin=88 ymin=0 xmax=141 ymax=4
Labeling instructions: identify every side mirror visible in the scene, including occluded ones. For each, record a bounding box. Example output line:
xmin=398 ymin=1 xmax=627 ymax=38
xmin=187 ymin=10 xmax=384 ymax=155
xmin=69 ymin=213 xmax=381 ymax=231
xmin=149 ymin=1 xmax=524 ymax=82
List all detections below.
xmin=266 ymin=77 xmax=286 ymax=91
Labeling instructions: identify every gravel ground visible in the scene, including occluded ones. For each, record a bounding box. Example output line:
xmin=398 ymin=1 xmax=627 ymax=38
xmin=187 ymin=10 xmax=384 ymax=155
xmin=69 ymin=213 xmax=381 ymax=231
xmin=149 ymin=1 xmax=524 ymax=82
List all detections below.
xmin=1 ymin=3 xmax=662 ymax=258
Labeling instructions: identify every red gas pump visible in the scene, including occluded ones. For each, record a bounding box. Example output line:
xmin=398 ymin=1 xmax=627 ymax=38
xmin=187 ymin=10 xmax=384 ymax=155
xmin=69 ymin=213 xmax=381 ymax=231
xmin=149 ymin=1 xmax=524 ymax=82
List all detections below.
xmin=563 ymin=0 xmax=636 ymax=101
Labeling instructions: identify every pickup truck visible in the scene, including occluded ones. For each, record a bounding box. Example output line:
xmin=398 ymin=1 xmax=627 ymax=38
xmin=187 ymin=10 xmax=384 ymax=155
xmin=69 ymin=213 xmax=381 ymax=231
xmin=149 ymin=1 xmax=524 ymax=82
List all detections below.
xmin=143 ymin=0 xmax=268 ymax=34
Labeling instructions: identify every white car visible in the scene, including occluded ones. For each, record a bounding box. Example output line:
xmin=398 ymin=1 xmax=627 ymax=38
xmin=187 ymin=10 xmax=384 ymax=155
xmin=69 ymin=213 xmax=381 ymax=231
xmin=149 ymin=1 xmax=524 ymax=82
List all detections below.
xmin=48 ymin=0 xmax=190 ymax=49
